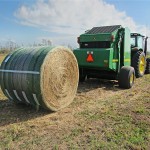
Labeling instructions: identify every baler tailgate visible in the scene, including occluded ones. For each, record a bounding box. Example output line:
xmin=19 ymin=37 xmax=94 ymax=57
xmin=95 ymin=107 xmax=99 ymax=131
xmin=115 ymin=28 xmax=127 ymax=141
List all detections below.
xmin=74 ymin=48 xmax=114 ymax=70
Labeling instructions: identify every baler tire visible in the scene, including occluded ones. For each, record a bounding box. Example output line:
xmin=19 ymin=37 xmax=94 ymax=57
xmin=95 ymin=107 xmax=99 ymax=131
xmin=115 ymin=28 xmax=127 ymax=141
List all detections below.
xmin=131 ymin=51 xmax=146 ymax=78
xmin=145 ymin=58 xmax=150 ymax=74
xmin=118 ymin=66 xmax=135 ymax=89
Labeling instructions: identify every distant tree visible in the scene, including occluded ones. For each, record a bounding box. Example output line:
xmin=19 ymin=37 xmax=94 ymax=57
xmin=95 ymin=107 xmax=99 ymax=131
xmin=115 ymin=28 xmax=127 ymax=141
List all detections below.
xmin=42 ymin=39 xmax=52 ymax=46
xmin=47 ymin=40 xmax=52 ymax=46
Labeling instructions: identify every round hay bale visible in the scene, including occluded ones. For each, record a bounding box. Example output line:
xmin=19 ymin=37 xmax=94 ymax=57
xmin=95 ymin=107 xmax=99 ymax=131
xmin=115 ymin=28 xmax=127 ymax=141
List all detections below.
xmin=0 ymin=46 xmax=79 ymax=111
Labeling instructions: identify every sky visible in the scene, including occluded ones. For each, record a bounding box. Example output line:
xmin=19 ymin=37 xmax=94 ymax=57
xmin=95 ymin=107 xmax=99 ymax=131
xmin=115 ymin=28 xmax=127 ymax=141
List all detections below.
xmin=0 ymin=0 xmax=150 ymax=48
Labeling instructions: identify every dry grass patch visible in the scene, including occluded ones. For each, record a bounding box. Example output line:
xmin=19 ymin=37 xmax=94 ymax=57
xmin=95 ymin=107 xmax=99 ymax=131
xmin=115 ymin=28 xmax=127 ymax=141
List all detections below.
xmin=0 ymin=54 xmax=7 ymax=64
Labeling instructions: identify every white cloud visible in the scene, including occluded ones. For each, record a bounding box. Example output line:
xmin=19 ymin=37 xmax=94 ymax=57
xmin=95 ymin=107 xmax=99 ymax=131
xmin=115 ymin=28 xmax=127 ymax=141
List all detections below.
xmin=14 ymin=0 xmax=150 ymax=49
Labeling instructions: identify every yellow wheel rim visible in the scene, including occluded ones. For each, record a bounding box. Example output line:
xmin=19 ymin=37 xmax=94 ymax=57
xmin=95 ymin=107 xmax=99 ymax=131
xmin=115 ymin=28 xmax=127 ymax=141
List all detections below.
xmin=139 ymin=56 xmax=145 ymax=74
xmin=130 ymin=73 xmax=134 ymax=85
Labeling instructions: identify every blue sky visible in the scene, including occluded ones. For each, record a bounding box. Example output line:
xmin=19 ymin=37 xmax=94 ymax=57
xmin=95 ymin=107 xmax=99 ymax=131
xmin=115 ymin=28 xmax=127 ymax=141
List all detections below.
xmin=0 ymin=0 xmax=49 ymax=45
xmin=105 ymin=0 xmax=150 ymax=26
xmin=0 ymin=0 xmax=150 ymax=48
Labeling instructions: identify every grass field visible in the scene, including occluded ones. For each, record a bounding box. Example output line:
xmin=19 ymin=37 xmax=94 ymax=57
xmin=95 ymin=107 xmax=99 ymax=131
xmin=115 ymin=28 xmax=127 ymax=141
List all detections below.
xmin=0 ymin=54 xmax=150 ymax=149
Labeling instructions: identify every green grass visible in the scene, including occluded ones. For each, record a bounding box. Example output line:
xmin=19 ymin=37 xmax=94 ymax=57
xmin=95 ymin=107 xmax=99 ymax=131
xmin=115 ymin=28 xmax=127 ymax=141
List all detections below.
xmin=146 ymin=54 xmax=150 ymax=59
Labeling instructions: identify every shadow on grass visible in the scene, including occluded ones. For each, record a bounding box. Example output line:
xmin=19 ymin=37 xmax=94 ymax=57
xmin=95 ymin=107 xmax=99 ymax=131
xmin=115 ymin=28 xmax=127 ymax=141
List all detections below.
xmin=77 ymin=78 xmax=121 ymax=93
xmin=0 ymin=99 xmax=51 ymax=127
xmin=0 ymin=78 xmax=122 ymax=127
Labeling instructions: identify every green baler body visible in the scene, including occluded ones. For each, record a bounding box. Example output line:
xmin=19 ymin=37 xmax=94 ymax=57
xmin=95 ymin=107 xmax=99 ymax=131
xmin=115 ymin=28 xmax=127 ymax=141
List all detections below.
xmin=74 ymin=25 xmax=131 ymax=79
xmin=80 ymin=33 xmax=111 ymax=42
xmin=74 ymin=48 xmax=115 ymax=70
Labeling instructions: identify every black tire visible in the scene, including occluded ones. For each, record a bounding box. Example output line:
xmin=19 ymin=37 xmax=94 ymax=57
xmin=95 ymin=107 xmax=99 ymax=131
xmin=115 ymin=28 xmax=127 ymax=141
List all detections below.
xmin=131 ymin=51 xmax=146 ymax=78
xmin=145 ymin=58 xmax=150 ymax=74
xmin=118 ymin=66 xmax=135 ymax=89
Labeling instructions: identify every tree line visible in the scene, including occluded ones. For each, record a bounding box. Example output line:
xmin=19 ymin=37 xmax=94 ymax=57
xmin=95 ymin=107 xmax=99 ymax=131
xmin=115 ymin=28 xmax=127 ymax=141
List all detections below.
xmin=0 ymin=39 xmax=52 ymax=54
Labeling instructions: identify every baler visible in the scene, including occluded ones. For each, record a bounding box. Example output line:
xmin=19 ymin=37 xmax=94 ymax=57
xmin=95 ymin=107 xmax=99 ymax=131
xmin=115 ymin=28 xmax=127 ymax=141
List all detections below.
xmin=74 ymin=25 xmax=150 ymax=89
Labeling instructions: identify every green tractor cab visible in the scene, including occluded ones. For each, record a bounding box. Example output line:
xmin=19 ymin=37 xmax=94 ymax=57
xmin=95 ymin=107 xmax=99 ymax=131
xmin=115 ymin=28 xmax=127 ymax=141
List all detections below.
xmin=74 ymin=25 xmax=150 ymax=89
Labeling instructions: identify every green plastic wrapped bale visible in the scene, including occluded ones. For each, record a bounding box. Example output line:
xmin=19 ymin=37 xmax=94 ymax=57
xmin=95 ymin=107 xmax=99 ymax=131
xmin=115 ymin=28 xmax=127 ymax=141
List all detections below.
xmin=0 ymin=46 xmax=79 ymax=111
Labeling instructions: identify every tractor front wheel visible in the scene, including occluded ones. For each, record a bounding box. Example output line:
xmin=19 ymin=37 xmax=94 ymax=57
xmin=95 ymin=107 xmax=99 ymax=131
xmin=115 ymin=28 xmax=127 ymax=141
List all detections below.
xmin=145 ymin=58 xmax=150 ymax=74
xmin=118 ymin=66 xmax=135 ymax=89
xmin=131 ymin=51 xmax=146 ymax=77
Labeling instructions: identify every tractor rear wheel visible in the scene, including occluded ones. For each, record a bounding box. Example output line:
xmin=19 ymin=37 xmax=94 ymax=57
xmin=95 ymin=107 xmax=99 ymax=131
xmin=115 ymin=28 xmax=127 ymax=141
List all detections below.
xmin=145 ymin=58 xmax=150 ymax=74
xmin=131 ymin=51 xmax=146 ymax=78
xmin=118 ymin=66 xmax=135 ymax=89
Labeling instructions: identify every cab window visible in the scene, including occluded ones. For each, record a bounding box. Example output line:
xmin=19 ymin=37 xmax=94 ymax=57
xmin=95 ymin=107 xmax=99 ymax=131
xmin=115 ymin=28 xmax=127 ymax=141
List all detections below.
xmin=131 ymin=37 xmax=136 ymax=47
xmin=137 ymin=36 xmax=143 ymax=49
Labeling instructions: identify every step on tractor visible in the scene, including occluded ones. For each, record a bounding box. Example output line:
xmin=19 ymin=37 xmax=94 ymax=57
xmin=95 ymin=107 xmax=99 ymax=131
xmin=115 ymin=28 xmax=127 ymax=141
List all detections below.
xmin=74 ymin=25 xmax=150 ymax=89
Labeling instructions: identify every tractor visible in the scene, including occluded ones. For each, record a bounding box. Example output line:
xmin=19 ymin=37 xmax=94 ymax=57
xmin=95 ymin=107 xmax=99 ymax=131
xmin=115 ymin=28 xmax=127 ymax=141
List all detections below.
xmin=74 ymin=25 xmax=150 ymax=89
